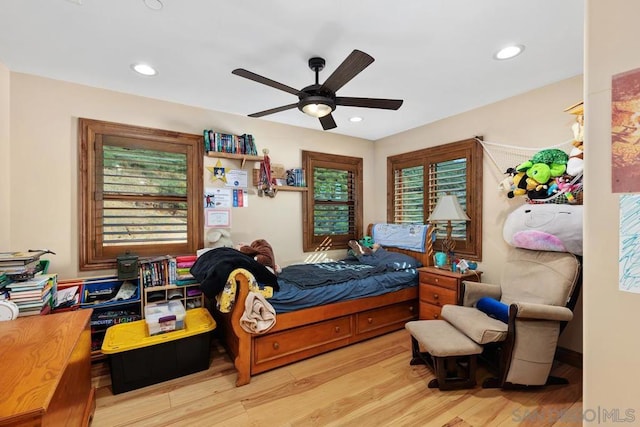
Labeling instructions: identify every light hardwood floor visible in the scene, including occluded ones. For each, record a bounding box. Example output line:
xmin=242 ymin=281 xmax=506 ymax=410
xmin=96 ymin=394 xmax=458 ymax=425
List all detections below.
xmin=90 ymin=329 xmax=582 ymax=427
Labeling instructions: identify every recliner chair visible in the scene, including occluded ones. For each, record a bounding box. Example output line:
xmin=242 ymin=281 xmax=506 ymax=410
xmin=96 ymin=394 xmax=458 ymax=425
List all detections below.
xmin=439 ymin=247 xmax=582 ymax=388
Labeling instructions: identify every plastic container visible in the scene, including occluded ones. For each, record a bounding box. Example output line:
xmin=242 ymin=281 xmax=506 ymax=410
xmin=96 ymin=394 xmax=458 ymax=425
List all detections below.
xmin=144 ymin=300 xmax=186 ymax=335
xmin=101 ymin=308 xmax=216 ymax=394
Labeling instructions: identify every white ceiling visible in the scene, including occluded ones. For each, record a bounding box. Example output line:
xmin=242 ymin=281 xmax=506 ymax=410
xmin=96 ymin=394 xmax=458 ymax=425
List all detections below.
xmin=0 ymin=0 xmax=583 ymax=141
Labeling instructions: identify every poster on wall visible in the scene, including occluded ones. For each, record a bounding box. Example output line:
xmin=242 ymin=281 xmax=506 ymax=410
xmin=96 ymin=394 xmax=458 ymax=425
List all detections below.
xmin=619 ymin=194 xmax=640 ymax=293
xmin=204 ymin=188 xmax=232 ymax=208
xmin=611 ymin=67 xmax=640 ymax=192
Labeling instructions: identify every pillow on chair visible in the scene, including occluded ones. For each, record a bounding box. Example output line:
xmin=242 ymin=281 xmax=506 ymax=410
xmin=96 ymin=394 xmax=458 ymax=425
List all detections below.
xmin=476 ymin=297 xmax=509 ymax=323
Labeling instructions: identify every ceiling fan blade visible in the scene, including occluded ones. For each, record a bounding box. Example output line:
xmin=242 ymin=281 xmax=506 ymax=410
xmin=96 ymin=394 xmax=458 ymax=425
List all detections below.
xmin=232 ymin=69 xmax=301 ymax=96
xmin=248 ymin=103 xmax=298 ymax=118
xmin=335 ymin=97 xmax=403 ymax=110
xmin=319 ymin=114 xmax=337 ymax=130
xmin=319 ymin=50 xmax=374 ymax=93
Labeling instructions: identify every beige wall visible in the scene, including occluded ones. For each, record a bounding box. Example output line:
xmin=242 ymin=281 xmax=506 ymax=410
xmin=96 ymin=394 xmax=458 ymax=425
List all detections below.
xmin=5 ymin=70 xmax=585 ymax=353
xmin=7 ymin=73 xmax=374 ymax=278
xmin=584 ymin=0 xmax=640 ymax=418
xmin=374 ymin=75 xmax=584 ymax=352
xmin=0 ymin=63 xmax=9 ymax=249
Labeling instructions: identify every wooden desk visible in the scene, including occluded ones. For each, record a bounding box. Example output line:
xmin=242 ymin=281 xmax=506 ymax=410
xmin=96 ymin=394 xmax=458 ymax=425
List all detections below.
xmin=0 ymin=309 xmax=95 ymax=426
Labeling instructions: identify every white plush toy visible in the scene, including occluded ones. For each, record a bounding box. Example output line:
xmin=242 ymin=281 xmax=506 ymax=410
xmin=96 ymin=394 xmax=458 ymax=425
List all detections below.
xmin=566 ymin=140 xmax=584 ymax=177
xmin=197 ymin=228 xmax=234 ymax=257
xmin=206 ymin=228 xmax=233 ymax=248
xmin=503 ymin=203 xmax=583 ymax=256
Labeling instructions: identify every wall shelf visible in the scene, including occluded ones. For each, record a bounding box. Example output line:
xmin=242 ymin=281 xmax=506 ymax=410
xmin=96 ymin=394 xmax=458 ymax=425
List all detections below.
xmin=207 ymin=151 xmax=307 ymax=191
xmin=275 ymin=185 xmax=308 ymax=192
xmin=206 ymin=151 xmax=263 ymax=167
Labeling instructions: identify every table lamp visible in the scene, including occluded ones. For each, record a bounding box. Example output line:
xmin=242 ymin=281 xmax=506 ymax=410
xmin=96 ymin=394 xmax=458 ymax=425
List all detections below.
xmin=428 ymin=194 xmax=470 ymax=266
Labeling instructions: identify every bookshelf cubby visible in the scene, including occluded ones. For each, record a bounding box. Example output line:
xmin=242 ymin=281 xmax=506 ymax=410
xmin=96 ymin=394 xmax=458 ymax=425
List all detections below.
xmin=142 ymin=283 xmax=204 ymax=313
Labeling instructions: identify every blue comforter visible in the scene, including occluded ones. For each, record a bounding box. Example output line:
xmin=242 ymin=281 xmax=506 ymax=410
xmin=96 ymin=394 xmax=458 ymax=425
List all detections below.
xmin=269 ymin=248 xmax=422 ymax=313
xmin=277 ymin=260 xmax=387 ymax=289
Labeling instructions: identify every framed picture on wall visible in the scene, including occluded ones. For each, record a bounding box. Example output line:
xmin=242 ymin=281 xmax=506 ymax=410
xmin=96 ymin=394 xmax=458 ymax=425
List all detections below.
xmin=205 ymin=208 xmax=231 ymax=228
xmin=612 ymin=67 xmax=640 ymax=192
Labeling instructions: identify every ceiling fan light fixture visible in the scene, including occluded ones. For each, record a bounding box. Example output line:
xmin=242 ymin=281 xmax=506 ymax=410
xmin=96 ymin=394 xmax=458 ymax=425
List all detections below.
xmin=298 ymin=96 xmax=335 ymax=118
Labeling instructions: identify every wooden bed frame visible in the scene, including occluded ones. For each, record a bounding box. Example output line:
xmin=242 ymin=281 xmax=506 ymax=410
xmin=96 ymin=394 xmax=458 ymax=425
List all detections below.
xmin=214 ymin=225 xmax=433 ymax=386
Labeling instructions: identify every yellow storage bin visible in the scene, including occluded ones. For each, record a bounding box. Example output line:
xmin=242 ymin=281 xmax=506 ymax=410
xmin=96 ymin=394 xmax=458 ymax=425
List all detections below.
xmin=102 ymin=308 xmax=216 ymax=394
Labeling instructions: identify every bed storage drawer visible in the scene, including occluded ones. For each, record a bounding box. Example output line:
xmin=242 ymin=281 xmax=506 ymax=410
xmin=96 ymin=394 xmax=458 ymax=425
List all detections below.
xmin=356 ymin=300 xmax=417 ymax=336
xmin=252 ymin=316 xmax=352 ymax=372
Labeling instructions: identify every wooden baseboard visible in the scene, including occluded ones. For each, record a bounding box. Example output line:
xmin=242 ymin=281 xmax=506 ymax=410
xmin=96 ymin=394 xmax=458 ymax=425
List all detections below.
xmin=555 ymin=346 xmax=582 ymax=369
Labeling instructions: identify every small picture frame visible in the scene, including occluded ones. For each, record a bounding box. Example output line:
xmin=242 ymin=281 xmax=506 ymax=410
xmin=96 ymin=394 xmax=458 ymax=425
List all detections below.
xmin=205 ymin=208 xmax=231 ymax=228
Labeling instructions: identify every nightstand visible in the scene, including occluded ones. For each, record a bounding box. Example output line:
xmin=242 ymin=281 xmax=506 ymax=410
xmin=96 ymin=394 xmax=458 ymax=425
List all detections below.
xmin=418 ymin=266 xmax=482 ymax=320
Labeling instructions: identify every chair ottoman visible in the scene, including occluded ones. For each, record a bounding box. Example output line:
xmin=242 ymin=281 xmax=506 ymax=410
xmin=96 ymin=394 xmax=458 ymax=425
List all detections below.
xmin=405 ymin=320 xmax=483 ymax=390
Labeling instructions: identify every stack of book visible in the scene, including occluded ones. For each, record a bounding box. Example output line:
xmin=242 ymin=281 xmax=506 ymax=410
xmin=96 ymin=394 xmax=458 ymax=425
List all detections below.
xmin=175 ymin=255 xmax=197 ymax=286
xmin=139 ymin=255 xmax=177 ymax=288
xmin=7 ymin=273 xmax=57 ymax=316
xmin=0 ymin=250 xmax=46 ymax=278
xmin=0 ymin=272 xmax=9 ymax=300
xmin=203 ymin=130 xmax=258 ymax=155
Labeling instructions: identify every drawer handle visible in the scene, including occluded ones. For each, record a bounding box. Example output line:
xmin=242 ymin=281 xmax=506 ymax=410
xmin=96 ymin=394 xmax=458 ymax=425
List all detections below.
xmin=273 ymin=342 xmax=280 ymax=350
xmin=335 ymin=326 xmax=341 ymax=333
xmin=434 ymin=278 xmax=439 ymax=283
xmin=409 ymin=306 xmax=414 ymax=312
xmin=433 ymin=294 xmax=439 ymax=299
xmin=367 ymin=317 xmax=373 ymax=324
xmin=434 ymin=313 xmax=439 ymax=319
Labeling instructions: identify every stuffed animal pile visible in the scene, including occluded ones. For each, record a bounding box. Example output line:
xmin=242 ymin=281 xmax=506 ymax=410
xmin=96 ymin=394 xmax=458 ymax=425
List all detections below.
xmin=502 ymin=102 xmax=584 ymax=204
xmin=502 ymin=144 xmax=583 ymax=204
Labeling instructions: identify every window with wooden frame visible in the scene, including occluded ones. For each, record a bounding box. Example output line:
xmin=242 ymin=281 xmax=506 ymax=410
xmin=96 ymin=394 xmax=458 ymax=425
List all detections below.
xmin=79 ymin=118 xmax=203 ymax=271
xmin=302 ymin=151 xmax=363 ymax=252
xmin=387 ymin=138 xmax=483 ymax=260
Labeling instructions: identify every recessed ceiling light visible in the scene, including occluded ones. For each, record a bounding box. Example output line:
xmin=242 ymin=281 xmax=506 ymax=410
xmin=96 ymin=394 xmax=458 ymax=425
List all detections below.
xmin=494 ymin=44 xmax=525 ymax=60
xmin=349 ymin=116 xmax=363 ymax=123
xmin=131 ymin=63 xmax=157 ymax=76
xmin=143 ymin=0 xmax=163 ymax=10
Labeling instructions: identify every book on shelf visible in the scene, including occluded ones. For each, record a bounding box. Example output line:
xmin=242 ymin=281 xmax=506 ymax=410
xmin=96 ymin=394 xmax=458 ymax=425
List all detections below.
xmin=139 ymin=255 xmax=178 ymax=288
xmin=203 ymin=130 xmax=258 ymax=155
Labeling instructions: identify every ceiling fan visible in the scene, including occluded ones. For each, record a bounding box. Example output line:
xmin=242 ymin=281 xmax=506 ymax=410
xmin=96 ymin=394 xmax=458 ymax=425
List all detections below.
xmin=232 ymin=49 xmax=403 ymax=130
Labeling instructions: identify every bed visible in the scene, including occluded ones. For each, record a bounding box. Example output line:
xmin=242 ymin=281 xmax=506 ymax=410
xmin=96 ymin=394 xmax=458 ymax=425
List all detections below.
xmin=199 ymin=224 xmax=433 ymax=386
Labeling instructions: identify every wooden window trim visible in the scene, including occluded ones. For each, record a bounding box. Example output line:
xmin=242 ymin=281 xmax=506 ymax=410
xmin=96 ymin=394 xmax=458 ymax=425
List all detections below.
xmin=302 ymin=150 xmax=363 ymax=252
xmin=79 ymin=118 xmax=203 ymax=271
xmin=386 ymin=138 xmax=483 ymax=261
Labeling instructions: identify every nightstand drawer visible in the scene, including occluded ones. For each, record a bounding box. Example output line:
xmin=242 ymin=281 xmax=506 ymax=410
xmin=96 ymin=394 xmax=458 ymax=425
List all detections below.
xmin=419 ymin=271 xmax=458 ymax=290
xmin=419 ymin=302 xmax=444 ymax=320
xmin=419 ymin=283 xmax=457 ymax=306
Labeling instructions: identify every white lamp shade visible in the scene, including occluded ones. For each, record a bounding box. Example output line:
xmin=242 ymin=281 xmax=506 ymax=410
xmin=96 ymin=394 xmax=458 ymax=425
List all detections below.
xmin=428 ymin=195 xmax=470 ymax=222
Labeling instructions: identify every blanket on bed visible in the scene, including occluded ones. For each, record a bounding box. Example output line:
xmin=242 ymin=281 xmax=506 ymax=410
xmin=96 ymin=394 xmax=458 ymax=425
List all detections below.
xmin=191 ymin=247 xmax=279 ymax=298
xmin=277 ymin=260 xmax=387 ymax=289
